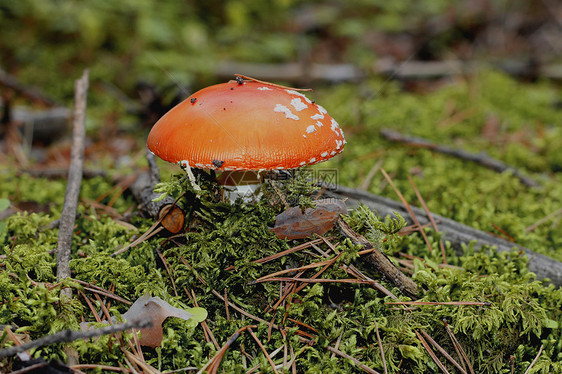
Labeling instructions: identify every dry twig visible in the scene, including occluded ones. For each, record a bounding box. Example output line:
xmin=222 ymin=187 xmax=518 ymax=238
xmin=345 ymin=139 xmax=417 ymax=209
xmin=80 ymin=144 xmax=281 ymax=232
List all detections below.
xmin=0 ymin=318 xmax=151 ymax=359
xmin=381 ymin=128 xmax=539 ymax=188
xmin=56 ymin=70 xmax=89 ymax=288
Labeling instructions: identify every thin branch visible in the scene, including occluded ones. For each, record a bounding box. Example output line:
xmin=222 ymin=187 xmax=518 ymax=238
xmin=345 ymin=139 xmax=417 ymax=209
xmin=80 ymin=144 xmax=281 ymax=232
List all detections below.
xmin=56 ymin=70 xmax=89 ymax=286
xmin=0 ymin=318 xmax=151 ymax=359
xmin=381 ymin=128 xmax=539 ymax=187
xmin=523 ymin=345 xmax=544 ymax=374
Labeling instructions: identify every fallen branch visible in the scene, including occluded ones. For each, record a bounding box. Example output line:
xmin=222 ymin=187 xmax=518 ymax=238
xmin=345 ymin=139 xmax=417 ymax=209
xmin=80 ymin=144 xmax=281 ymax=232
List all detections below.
xmin=337 ymin=219 xmax=419 ymax=298
xmin=380 ymin=128 xmax=539 ymax=188
xmin=324 ymin=185 xmax=562 ymax=286
xmin=215 ymin=59 xmax=562 ymax=83
xmin=0 ymin=68 xmax=59 ymax=106
xmin=0 ymin=318 xmax=152 ymax=359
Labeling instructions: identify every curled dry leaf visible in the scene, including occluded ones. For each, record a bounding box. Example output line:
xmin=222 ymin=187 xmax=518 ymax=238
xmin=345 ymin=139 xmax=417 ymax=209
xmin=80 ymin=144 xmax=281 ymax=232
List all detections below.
xmin=81 ymin=294 xmax=207 ymax=348
xmin=270 ymin=199 xmax=347 ymax=240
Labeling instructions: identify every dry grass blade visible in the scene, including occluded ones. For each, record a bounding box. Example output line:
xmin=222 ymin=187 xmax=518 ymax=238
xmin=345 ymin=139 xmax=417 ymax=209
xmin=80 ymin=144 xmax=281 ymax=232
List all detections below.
xmin=197 ymin=325 xmax=256 ymax=374
xmin=155 ymin=247 xmax=178 ymax=297
xmin=407 ymin=175 xmax=447 ymax=264
xmin=255 ymin=277 xmax=370 ymax=284
xmin=523 ymin=344 xmax=544 ymax=374
xmin=71 ymin=364 xmax=130 ymax=372
xmin=386 ymin=301 xmax=491 ymax=306
xmin=326 ymin=345 xmax=381 ymax=374
xmin=288 ymin=318 xmax=318 ymax=333
xmin=525 ymin=207 xmax=562 ymax=232
xmin=254 ymin=258 xmax=336 ymax=283
xmin=381 ymin=169 xmax=434 ymax=257
xmin=123 ymin=348 xmax=161 ymax=374
xmin=247 ymin=328 xmax=279 ymax=374
xmin=420 ymin=329 xmax=466 ymax=374
xmin=78 ymin=290 xmax=102 ymax=323
xmin=443 ymin=320 xmax=474 ymax=374
xmin=190 ymin=289 xmax=219 ymax=350
xmin=250 ymin=238 xmax=327 ymax=266
xmin=71 ymin=279 xmax=132 ymax=305
xmin=112 ymin=221 xmax=164 ymax=256
xmin=415 ymin=330 xmax=450 ymax=374
xmin=359 ymin=158 xmax=385 ymax=191
xmin=211 ymin=289 xmax=278 ymax=329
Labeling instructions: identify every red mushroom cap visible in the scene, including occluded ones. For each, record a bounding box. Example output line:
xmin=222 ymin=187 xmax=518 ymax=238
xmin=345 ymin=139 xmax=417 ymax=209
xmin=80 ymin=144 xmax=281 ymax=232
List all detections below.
xmin=147 ymin=79 xmax=345 ymax=171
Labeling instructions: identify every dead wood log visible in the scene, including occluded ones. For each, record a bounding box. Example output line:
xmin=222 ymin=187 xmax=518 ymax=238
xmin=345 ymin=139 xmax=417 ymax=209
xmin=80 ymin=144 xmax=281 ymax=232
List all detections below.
xmin=324 ymin=184 xmax=562 ymax=287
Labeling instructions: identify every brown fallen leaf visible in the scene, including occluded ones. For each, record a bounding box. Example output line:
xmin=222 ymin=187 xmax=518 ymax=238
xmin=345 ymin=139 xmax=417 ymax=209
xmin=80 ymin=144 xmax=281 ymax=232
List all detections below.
xmin=270 ymin=199 xmax=347 ymax=240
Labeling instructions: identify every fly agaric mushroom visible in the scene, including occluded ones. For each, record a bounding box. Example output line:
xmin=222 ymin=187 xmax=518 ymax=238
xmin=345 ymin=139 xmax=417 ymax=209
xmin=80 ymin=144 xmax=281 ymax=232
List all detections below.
xmin=147 ymin=75 xmax=345 ymax=199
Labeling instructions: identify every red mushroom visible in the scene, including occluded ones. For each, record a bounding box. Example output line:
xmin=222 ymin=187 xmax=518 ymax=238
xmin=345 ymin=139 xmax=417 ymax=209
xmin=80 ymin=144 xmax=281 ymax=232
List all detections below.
xmin=147 ymin=75 xmax=345 ymax=199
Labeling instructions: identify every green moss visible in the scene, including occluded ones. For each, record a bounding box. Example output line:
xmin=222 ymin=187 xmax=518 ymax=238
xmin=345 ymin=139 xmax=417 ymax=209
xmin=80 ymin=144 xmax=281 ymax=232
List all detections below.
xmin=2 ymin=69 xmax=562 ymax=372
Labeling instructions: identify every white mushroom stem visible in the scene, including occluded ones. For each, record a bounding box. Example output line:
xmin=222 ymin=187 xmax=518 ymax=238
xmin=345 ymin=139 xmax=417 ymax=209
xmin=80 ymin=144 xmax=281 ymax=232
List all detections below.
xmin=183 ymin=162 xmax=201 ymax=191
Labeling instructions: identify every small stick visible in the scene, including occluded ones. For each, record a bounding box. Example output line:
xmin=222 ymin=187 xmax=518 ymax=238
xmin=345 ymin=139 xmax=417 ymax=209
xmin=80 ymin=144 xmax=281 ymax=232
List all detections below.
xmin=56 ymin=70 xmax=89 ymax=290
xmin=0 ymin=318 xmax=151 ymax=359
xmin=224 ymin=288 xmax=231 ymax=321
xmin=381 ymin=128 xmax=539 ymax=188
xmin=523 ymin=345 xmax=544 ymax=374
xmin=373 ymin=318 xmax=388 ymax=374
xmin=331 ymin=331 xmax=343 ymax=359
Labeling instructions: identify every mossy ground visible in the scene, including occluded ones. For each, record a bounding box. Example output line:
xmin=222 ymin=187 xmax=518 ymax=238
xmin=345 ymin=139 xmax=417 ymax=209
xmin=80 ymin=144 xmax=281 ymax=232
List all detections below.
xmin=1 ymin=71 xmax=562 ymax=373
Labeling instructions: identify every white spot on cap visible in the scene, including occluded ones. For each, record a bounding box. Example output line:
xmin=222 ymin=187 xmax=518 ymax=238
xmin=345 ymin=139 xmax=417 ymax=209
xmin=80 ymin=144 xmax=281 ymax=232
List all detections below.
xmin=331 ymin=118 xmax=340 ymax=131
xmin=317 ymin=105 xmax=327 ymax=114
xmin=331 ymin=151 xmax=336 ymax=156
xmin=311 ymin=113 xmax=324 ymax=120
xmin=306 ymin=125 xmax=316 ymax=134
xmin=257 ymin=86 xmax=272 ymax=91
xmin=299 ymin=161 xmax=306 ymax=166
xmin=309 ymin=157 xmax=316 ymax=164
xmin=195 ymin=163 xmax=204 ymax=168
xmin=275 ymin=166 xmax=285 ymax=170
xmin=316 ymin=120 xmax=324 ymax=127
xmin=286 ymin=90 xmax=312 ymax=104
xmin=291 ymin=98 xmax=308 ymax=111
xmin=274 ymin=104 xmax=299 ymax=121
xmin=321 ymin=151 xmax=328 ymax=157
xmin=336 ymin=140 xmax=342 ymax=149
